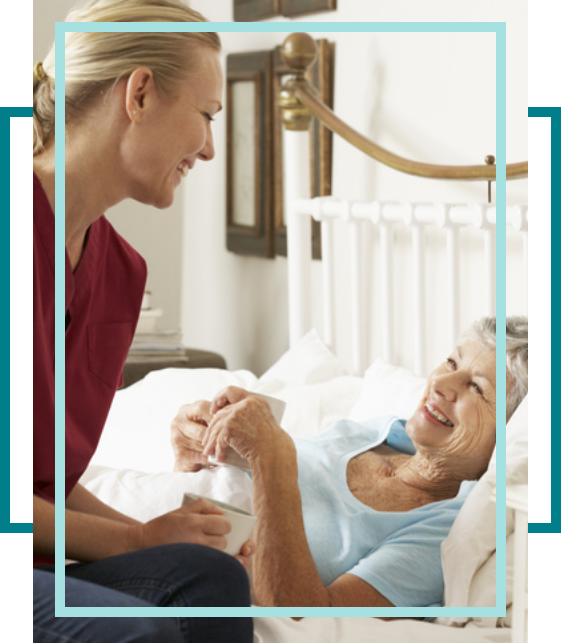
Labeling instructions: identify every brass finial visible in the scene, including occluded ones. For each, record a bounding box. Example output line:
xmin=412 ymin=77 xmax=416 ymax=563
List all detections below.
xmin=278 ymin=33 xmax=318 ymax=132
xmin=280 ymin=33 xmax=318 ymax=75
xmin=485 ymin=155 xmax=495 ymax=203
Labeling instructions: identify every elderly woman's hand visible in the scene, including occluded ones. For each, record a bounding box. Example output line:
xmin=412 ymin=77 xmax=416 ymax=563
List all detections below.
xmin=171 ymin=401 xmax=214 ymax=472
xmin=203 ymin=386 xmax=294 ymax=466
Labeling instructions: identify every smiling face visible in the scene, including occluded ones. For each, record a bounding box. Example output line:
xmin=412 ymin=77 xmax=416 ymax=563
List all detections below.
xmin=120 ymin=47 xmax=223 ymax=209
xmin=406 ymin=340 xmax=498 ymax=470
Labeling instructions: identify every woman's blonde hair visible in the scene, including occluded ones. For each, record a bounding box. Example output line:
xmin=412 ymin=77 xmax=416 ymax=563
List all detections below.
xmin=33 ymin=0 xmax=221 ymax=156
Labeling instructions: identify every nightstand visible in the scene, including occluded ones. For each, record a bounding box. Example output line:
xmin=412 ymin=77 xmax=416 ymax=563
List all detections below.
xmin=123 ymin=348 xmax=227 ymax=388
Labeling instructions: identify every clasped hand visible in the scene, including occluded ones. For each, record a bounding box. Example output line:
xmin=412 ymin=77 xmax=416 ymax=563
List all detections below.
xmin=171 ymin=387 xmax=291 ymax=471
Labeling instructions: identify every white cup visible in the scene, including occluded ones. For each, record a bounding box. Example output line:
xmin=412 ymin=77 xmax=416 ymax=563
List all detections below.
xmin=207 ymin=392 xmax=286 ymax=471
xmin=182 ymin=493 xmax=256 ymax=556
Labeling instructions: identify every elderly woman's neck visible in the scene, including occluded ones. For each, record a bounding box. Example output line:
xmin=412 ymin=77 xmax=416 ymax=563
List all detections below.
xmin=395 ymin=451 xmax=483 ymax=500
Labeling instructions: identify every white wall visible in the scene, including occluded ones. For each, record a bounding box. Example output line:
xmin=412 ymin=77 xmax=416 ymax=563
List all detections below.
xmin=34 ymin=0 xmax=528 ymax=375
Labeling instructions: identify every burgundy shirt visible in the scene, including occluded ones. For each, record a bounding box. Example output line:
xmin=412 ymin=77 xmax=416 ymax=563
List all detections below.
xmin=33 ymin=173 xmax=146 ymax=567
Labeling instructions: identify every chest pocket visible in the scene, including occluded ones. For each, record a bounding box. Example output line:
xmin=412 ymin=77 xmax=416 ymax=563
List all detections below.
xmin=87 ymin=322 xmax=133 ymax=388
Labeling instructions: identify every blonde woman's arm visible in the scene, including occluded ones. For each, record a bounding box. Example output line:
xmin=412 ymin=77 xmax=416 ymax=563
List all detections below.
xmin=33 ymin=492 xmax=231 ymax=563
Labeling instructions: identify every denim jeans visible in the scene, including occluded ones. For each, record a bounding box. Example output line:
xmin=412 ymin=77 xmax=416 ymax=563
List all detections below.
xmin=34 ymin=544 xmax=253 ymax=643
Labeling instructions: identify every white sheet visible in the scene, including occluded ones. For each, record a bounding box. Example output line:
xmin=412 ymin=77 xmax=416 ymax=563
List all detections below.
xmin=253 ymin=617 xmax=511 ymax=643
xmin=91 ymin=368 xmax=258 ymax=472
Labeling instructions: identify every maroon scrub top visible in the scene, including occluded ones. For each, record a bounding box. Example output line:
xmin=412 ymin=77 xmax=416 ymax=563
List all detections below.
xmin=33 ymin=173 xmax=146 ymax=567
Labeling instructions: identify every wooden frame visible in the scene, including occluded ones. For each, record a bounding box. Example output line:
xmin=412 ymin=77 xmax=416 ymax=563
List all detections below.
xmin=273 ymin=39 xmax=333 ymax=258
xmin=233 ymin=0 xmax=336 ymax=21
xmin=233 ymin=0 xmax=280 ymax=21
xmin=226 ymin=51 xmax=274 ymax=258
xmin=280 ymin=0 xmax=337 ymax=17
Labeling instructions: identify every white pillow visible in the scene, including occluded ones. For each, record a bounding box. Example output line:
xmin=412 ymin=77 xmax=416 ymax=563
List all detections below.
xmin=348 ymin=358 xmax=426 ymax=422
xmin=253 ymin=329 xmax=360 ymax=439
xmin=488 ymin=394 xmax=528 ymax=485
xmin=259 ymin=329 xmax=348 ymax=386
xmin=438 ymin=396 xmax=528 ymax=624
xmin=254 ymin=375 xmax=363 ymax=440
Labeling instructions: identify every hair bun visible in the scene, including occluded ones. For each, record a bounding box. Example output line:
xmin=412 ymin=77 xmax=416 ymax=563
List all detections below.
xmin=34 ymin=61 xmax=46 ymax=83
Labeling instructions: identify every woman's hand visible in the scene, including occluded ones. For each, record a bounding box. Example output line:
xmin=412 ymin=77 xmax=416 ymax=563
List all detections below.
xmin=128 ymin=497 xmax=232 ymax=552
xmin=171 ymin=401 xmax=213 ymax=472
xmin=234 ymin=539 xmax=255 ymax=573
xmin=202 ymin=387 xmax=294 ymax=466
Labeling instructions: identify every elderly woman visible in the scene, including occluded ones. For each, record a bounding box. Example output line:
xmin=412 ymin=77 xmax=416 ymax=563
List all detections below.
xmin=33 ymin=1 xmax=252 ymax=641
xmin=172 ymin=316 xmax=528 ymax=608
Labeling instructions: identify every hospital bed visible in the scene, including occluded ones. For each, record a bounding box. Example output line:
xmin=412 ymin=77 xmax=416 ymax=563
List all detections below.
xmin=81 ymin=32 xmax=528 ymax=643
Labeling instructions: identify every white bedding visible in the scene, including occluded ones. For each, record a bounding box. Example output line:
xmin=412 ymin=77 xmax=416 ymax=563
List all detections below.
xmin=253 ymin=617 xmax=512 ymax=643
xmin=81 ymin=330 xmax=525 ymax=641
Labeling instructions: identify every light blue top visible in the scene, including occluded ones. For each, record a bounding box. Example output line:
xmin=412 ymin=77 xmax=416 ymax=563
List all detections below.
xmin=294 ymin=415 xmax=475 ymax=607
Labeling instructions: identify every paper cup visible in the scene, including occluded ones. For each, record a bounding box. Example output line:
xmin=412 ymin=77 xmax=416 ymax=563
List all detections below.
xmin=182 ymin=493 xmax=256 ymax=556
xmin=207 ymin=392 xmax=286 ymax=471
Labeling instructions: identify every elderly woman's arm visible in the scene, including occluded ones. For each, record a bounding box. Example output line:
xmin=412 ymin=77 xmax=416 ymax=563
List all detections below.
xmin=203 ymin=387 xmax=394 ymax=608
xmin=251 ymin=443 xmax=393 ymax=606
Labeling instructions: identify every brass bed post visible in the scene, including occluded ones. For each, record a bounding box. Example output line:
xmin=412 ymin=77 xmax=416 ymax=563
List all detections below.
xmin=278 ymin=33 xmax=318 ymax=347
xmin=279 ymin=32 xmax=528 ymax=182
xmin=277 ymin=32 xmax=317 ymax=132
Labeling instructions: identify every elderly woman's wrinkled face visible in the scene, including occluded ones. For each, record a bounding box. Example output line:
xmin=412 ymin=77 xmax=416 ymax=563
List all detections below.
xmin=406 ymin=340 xmax=497 ymax=465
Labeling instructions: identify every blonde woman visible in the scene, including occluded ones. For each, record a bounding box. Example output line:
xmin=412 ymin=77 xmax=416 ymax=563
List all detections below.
xmin=33 ymin=1 xmax=252 ymax=641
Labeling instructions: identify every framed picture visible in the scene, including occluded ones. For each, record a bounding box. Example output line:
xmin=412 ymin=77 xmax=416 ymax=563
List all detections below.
xmin=272 ymin=39 xmax=334 ymax=259
xmin=233 ymin=0 xmax=336 ymax=21
xmin=226 ymin=51 xmax=274 ymax=258
xmin=233 ymin=0 xmax=280 ymax=21
xmin=280 ymin=0 xmax=337 ymax=17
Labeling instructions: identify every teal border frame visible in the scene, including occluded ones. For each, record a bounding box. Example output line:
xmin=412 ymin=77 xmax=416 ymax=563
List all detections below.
xmin=2 ymin=107 xmax=34 ymax=536
xmin=54 ymin=22 xmax=507 ymax=618
xmin=527 ymin=107 xmax=555 ymax=534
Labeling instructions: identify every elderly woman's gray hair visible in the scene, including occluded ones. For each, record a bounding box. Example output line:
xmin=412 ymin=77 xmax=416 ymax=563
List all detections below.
xmin=459 ymin=316 xmax=528 ymax=419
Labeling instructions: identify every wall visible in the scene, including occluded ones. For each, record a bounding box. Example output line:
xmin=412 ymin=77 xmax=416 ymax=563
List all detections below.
xmin=34 ymin=0 xmax=528 ymax=375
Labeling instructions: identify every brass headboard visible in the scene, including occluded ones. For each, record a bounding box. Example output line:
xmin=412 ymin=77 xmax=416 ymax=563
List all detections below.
xmin=277 ymin=32 xmax=528 ymax=183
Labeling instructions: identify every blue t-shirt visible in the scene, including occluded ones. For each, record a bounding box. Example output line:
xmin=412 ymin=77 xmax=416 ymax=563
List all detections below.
xmin=293 ymin=415 xmax=475 ymax=607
